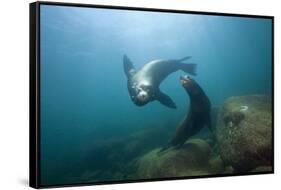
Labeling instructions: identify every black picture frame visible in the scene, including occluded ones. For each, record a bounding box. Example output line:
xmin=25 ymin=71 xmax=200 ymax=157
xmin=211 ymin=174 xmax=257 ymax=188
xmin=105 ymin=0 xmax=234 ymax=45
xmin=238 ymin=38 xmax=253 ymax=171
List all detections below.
xmin=30 ymin=1 xmax=274 ymax=189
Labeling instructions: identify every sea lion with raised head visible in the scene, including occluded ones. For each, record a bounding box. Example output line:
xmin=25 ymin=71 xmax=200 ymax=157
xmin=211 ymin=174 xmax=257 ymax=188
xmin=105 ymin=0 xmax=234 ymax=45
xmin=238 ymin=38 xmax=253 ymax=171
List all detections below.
xmin=160 ymin=75 xmax=212 ymax=151
xmin=123 ymin=55 xmax=197 ymax=109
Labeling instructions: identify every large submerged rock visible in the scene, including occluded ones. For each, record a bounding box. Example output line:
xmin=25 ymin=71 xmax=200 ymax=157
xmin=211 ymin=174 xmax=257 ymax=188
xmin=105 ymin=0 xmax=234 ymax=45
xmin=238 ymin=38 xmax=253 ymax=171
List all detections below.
xmin=134 ymin=138 xmax=224 ymax=179
xmin=216 ymin=95 xmax=272 ymax=172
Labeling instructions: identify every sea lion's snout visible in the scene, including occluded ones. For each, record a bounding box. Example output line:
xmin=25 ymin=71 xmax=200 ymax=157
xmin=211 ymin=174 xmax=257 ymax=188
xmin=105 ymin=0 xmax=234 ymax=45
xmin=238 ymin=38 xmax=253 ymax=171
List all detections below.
xmin=133 ymin=83 xmax=152 ymax=105
xmin=129 ymin=82 xmax=152 ymax=106
xmin=180 ymin=75 xmax=192 ymax=87
xmin=137 ymin=90 xmax=149 ymax=103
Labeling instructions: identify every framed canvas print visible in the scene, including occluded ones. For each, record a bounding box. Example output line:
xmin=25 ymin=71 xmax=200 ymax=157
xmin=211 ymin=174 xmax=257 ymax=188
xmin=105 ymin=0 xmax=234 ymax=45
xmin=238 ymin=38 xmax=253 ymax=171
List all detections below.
xmin=29 ymin=1 xmax=274 ymax=188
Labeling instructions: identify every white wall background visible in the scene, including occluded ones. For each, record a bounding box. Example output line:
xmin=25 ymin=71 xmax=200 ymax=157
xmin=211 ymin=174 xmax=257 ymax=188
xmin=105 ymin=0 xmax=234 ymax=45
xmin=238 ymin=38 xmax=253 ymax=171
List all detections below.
xmin=0 ymin=0 xmax=279 ymax=189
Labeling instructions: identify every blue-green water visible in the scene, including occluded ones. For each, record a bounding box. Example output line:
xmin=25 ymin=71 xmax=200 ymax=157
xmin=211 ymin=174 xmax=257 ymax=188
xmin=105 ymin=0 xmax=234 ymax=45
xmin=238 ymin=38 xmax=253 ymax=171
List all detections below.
xmin=40 ymin=5 xmax=272 ymax=186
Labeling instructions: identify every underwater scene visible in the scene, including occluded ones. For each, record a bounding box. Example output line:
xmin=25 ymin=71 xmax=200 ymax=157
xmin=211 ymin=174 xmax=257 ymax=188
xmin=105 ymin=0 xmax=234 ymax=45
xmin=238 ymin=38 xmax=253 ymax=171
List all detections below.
xmin=40 ymin=5 xmax=273 ymax=186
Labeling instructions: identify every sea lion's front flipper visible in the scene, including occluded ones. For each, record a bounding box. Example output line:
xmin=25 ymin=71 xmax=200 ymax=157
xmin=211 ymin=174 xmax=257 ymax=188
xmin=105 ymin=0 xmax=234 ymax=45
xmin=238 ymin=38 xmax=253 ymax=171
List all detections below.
xmin=156 ymin=91 xmax=177 ymax=109
xmin=205 ymin=115 xmax=217 ymax=145
xmin=206 ymin=114 xmax=214 ymax=133
xmin=158 ymin=144 xmax=172 ymax=155
xmin=123 ymin=54 xmax=136 ymax=78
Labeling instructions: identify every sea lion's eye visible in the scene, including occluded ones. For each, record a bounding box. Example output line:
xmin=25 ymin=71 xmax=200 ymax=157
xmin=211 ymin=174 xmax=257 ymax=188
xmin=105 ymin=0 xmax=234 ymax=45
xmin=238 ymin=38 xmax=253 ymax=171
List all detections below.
xmin=141 ymin=85 xmax=152 ymax=92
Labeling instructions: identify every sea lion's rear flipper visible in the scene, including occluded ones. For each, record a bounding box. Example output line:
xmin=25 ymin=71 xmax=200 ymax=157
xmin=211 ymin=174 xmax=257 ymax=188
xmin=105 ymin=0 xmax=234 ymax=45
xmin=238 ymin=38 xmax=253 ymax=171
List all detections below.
xmin=156 ymin=91 xmax=177 ymax=109
xmin=178 ymin=56 xmax=192 ymax=62
xmin=179 ymin=63 xmax=197 ymax=76
xmin=176 ymin=56 xmax=197 ymax=76
xmin=123 ymin=54 xmax=136 ymax=78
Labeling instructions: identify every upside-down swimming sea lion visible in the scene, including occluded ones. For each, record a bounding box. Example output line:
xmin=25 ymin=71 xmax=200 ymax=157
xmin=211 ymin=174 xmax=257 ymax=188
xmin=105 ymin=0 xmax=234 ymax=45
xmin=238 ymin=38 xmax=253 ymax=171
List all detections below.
xmin=123 ymin=55 xmax=197 ymax=109
xmin=160 ymin=75 xmax=212 ymax=151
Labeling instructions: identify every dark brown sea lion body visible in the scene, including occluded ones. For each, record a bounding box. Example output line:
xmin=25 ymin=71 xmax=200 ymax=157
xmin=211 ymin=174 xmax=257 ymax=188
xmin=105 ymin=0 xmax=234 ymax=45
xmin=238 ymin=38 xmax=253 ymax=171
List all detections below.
xmin=161 ymin=76 xmax=212 ymax=151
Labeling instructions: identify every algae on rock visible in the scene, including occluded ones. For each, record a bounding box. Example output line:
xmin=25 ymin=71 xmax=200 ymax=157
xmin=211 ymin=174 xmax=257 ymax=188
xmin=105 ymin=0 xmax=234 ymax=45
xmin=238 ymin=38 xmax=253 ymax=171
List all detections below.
xmin=134 ymin=138 xmax=224 ymax=179
xmin=216 ymin=95 xmax=272 ymax=172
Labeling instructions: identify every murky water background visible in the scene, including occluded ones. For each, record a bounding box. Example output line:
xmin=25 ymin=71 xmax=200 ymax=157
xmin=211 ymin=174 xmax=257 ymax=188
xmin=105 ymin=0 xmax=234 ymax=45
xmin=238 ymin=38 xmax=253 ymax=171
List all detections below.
xmin=39 ymin=5 xmax=272 ymax=186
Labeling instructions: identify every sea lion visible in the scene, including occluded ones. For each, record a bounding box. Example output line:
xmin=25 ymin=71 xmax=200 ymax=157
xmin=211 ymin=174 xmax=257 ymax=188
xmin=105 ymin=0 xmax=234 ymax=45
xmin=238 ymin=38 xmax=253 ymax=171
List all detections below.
xmin=123 ymin=55 xmax=197 ymax=109
xmin=160 ymin=75 xmax=212 ymax=151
